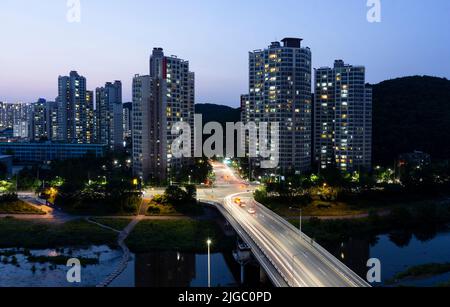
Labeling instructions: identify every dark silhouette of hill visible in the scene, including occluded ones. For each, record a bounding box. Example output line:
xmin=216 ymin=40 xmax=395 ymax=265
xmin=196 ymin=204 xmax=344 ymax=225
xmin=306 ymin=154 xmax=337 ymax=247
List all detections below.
xmin=372 ymin=76 xmax=450 ymax=164
xmin=195 ymin=103 xmax=241 ymax=125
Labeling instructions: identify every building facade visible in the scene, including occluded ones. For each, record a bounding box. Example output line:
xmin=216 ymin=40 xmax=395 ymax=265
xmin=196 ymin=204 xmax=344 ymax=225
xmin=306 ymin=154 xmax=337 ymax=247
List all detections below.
xmin=314 ymin=60 xmax=372 ymax=172
xmin=0 ymin=142 xmax=106 ymax=163
xmin=95 ymin=81 xmax=124 ymax=151
xmin=242 ymin=38 xmax=312 ymax=175
xmin=31 ymin=98 xmax=59 ymax=141
xmin=123 ymin=102 xmax=132 ymax=139
xmin=132 ymin=48 xmax=195 ymax=183
xmin=132 ymin=75 xmax=154 ymax=180
xmin=56 ymin=71 xmax=95 ymax=144
xmin=0 ymin=102 xmax=33 ymax=140
xmin=32 ymin=98 xmax=48 ymax=140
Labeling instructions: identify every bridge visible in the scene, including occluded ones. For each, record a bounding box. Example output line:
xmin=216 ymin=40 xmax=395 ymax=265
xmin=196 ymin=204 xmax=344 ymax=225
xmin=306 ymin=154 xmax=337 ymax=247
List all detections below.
xmin=198 ymin=162 xmax=371 ymax=288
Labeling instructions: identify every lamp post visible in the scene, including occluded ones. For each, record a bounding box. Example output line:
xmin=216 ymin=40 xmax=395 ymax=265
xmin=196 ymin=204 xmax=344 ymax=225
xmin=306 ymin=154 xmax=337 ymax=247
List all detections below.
xmin=207 ymin=239 xmax=212 ymax=288
xmin=299 ymin=208 xmax=302 ymax=240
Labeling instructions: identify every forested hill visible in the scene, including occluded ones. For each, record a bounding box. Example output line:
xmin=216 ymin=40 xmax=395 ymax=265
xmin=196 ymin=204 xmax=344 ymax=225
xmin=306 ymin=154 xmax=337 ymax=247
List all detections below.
xmin=372 ymin=76 xmax=450 ymax=164
xmin=195 ymin=103 xmax=241 ymax=125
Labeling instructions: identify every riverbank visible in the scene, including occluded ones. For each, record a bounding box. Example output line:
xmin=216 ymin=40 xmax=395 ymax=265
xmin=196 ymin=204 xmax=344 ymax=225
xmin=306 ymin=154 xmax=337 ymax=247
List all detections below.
xmin=126 ymin=219 xmax=235 ymax=253
xmin=259 ymin=193 xmax=450 ymax=218
xmin=0 ymin=218 xmax=117 ymax=249
xmin=386 ymin=263 xmax=450 ymax=285
xmin=290 ymin=202 xmax=450 ymax=245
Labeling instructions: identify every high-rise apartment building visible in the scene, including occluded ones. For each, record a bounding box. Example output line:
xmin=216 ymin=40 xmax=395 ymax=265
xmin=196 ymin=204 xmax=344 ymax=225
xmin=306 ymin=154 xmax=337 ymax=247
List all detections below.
xmin=57 ymin=71 xmax=95 ymax=144
xmin=0 ymin=102 xmax=32 ymax=131
xmin=314 ymin=60 xmax=372 ymax=172
xmin=48 ymin=100 xmax=59 ymax=141
xmin=0 ymin=102 xmax=33 ymax=140
xmin=31 ymin=99 xmax=59 ymax=141
xmin=123 ymin=102 xmax=132 ymax=139
xmin=242 ymin=38 xmax=312 ymax=175
xmin=132 ymin=75 xmax=154 ymax=180
xmin=32 ymin=98 xmax=50 ymax=141
xmin=95 ymin=81 xmax=124 ymax=151
xmin=132 ymin=48 xmax=195 ymax=182
xmin=85 ymin=90 xmax=95 ymax=144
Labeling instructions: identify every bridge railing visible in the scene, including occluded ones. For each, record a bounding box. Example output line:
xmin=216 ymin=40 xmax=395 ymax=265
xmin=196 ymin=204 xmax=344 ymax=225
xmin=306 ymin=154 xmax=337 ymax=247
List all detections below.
xmin=252 ymin=199 xmax=371 ymax=287
xmin=201 ymin=200 xmax=290 ymax=287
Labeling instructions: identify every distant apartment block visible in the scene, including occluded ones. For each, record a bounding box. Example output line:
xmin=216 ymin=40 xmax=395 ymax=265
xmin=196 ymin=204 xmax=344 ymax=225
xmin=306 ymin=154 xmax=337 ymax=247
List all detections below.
xmin=314 ymin=60 xmax=372 ymax=172
xmin=31 ymin=98 xmax=58 ymax=141
xmin=13 ymin=122 xmax=30 ymax=139
xmin=56 ymin=71 xmax=95 ymax=144
xmin=242 ymin=38 xmax=313 ymax=175
xmin=96 ymin=81 xmax=124 ymax=151
xmin=132 ymin=48 xmax=195 ymax=183
xmin=0 ymin=102 xmax=33 ymax=140
xmin=123 ymin=102 xmax=132 ymax=139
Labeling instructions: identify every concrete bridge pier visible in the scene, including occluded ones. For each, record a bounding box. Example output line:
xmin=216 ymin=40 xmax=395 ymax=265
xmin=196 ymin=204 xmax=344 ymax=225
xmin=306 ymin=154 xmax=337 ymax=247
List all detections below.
xmin=233 ymin=241 xmax=253 ymax=285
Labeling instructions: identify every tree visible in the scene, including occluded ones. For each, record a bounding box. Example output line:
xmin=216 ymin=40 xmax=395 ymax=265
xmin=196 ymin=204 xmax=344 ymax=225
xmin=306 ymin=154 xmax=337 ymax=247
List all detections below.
xmin=185 ymin=184 xmax=197 ymax=202
xmin=165 ymin=186 xmax=188 ymax=205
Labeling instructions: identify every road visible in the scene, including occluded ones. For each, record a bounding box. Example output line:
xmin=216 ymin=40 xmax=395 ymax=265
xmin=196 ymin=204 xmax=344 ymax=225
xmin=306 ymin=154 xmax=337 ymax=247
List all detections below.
xmin=199 ymin=162 xmax=370 ymax=287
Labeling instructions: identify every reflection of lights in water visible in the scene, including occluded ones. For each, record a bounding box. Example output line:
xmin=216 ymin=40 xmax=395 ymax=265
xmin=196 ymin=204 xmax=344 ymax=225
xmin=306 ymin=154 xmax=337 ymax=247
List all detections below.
xmin=341 ymin=253 xmax=345 ymax=260
xmin=48 ymin=250 xmax=59 ymax=257
xmin=177 ymin=252 xmax=181 ymax=261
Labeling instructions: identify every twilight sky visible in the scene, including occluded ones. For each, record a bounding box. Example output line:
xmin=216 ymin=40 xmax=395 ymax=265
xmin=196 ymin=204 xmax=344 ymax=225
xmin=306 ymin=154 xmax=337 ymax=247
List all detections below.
xmin=1 ymin=0 xmax=449 ymax=107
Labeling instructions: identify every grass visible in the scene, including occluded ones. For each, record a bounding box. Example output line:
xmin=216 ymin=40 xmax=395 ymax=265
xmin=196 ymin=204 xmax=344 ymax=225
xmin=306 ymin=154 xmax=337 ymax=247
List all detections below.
xmin=260 ymin=194 xmax=450 ymax=218
xmin=290 ymin=202 xmax=450 ymax=245
xmin=91 ymin=218 xmax=132 ymax=231
xmin=146 ymin=202 xmax=205 ymax=217
xmin=437 ymin=281 xmax=450 ymax=287
xmin=265 ymin=199 xmax=365 ymax=217
xmin=0 ymin=200 xmax=46 ymax=215
xmin=126 ymin=220 xmax=234 ymax=253
xmin=390 ymin=263 xmax=450 ymax=282
xmin=0 ymin=218 xmax=117 ymax=249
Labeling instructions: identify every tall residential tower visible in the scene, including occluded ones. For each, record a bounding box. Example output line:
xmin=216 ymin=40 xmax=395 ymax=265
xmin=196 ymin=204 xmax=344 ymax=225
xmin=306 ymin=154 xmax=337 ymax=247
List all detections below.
xmin=132 ymin=48 xmax=195 ymax=182
xmin=242 ymin=38 xmax=312 ymax=175
xmin=314 ymin=60 xmax=372 ymax=172
xmin=95 ymin=81 xmax=124 ymax=151
xmin=56 ymin=71 xmax=95 ymax=144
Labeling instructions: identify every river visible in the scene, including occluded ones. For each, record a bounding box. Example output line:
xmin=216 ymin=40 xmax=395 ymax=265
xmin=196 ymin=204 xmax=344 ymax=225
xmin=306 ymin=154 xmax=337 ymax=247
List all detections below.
xmin=327 ymin=225 xmax=450 ymax=287
xmin=2 ymin=228 xmax=450 ymax=287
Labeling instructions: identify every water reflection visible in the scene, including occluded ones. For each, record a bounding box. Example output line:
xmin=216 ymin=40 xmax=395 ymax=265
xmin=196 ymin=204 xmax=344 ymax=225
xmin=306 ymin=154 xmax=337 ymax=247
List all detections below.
xmin=327 ymin=226 xmax=450 ymax=286
xmin=135 ymin=252 xmax=196 ymax=287
xmin=133 ymin=251 xmax=265 ymax=288
xmin=0 ymin=246 xmax=123 ymax=287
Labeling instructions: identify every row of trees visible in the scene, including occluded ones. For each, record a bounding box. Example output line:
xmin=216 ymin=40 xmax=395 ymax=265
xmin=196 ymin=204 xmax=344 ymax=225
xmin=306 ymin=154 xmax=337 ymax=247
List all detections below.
xmin=4 ymin=153 xmax=141 ymax=214
xmin=254 ymin=161 xmax=450 ymax=204
xmin=171 ymin=158 xmax=214 ymax=185
xmin=52 ymin=153 xmax=141 ymax=214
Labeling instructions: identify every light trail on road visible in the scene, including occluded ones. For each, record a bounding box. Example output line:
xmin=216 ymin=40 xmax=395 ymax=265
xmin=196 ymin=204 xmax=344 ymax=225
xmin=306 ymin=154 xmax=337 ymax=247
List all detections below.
xmin=200 ymin=161 xmax=370 ymax=287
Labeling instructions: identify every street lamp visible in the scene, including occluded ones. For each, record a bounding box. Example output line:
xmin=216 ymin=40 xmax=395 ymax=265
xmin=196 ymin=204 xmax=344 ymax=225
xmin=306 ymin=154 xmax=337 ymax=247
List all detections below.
xmin=299 ymin=208 xmax=303 ymax=240
xmin=207 ymin=239 xmax=212 ymax=288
